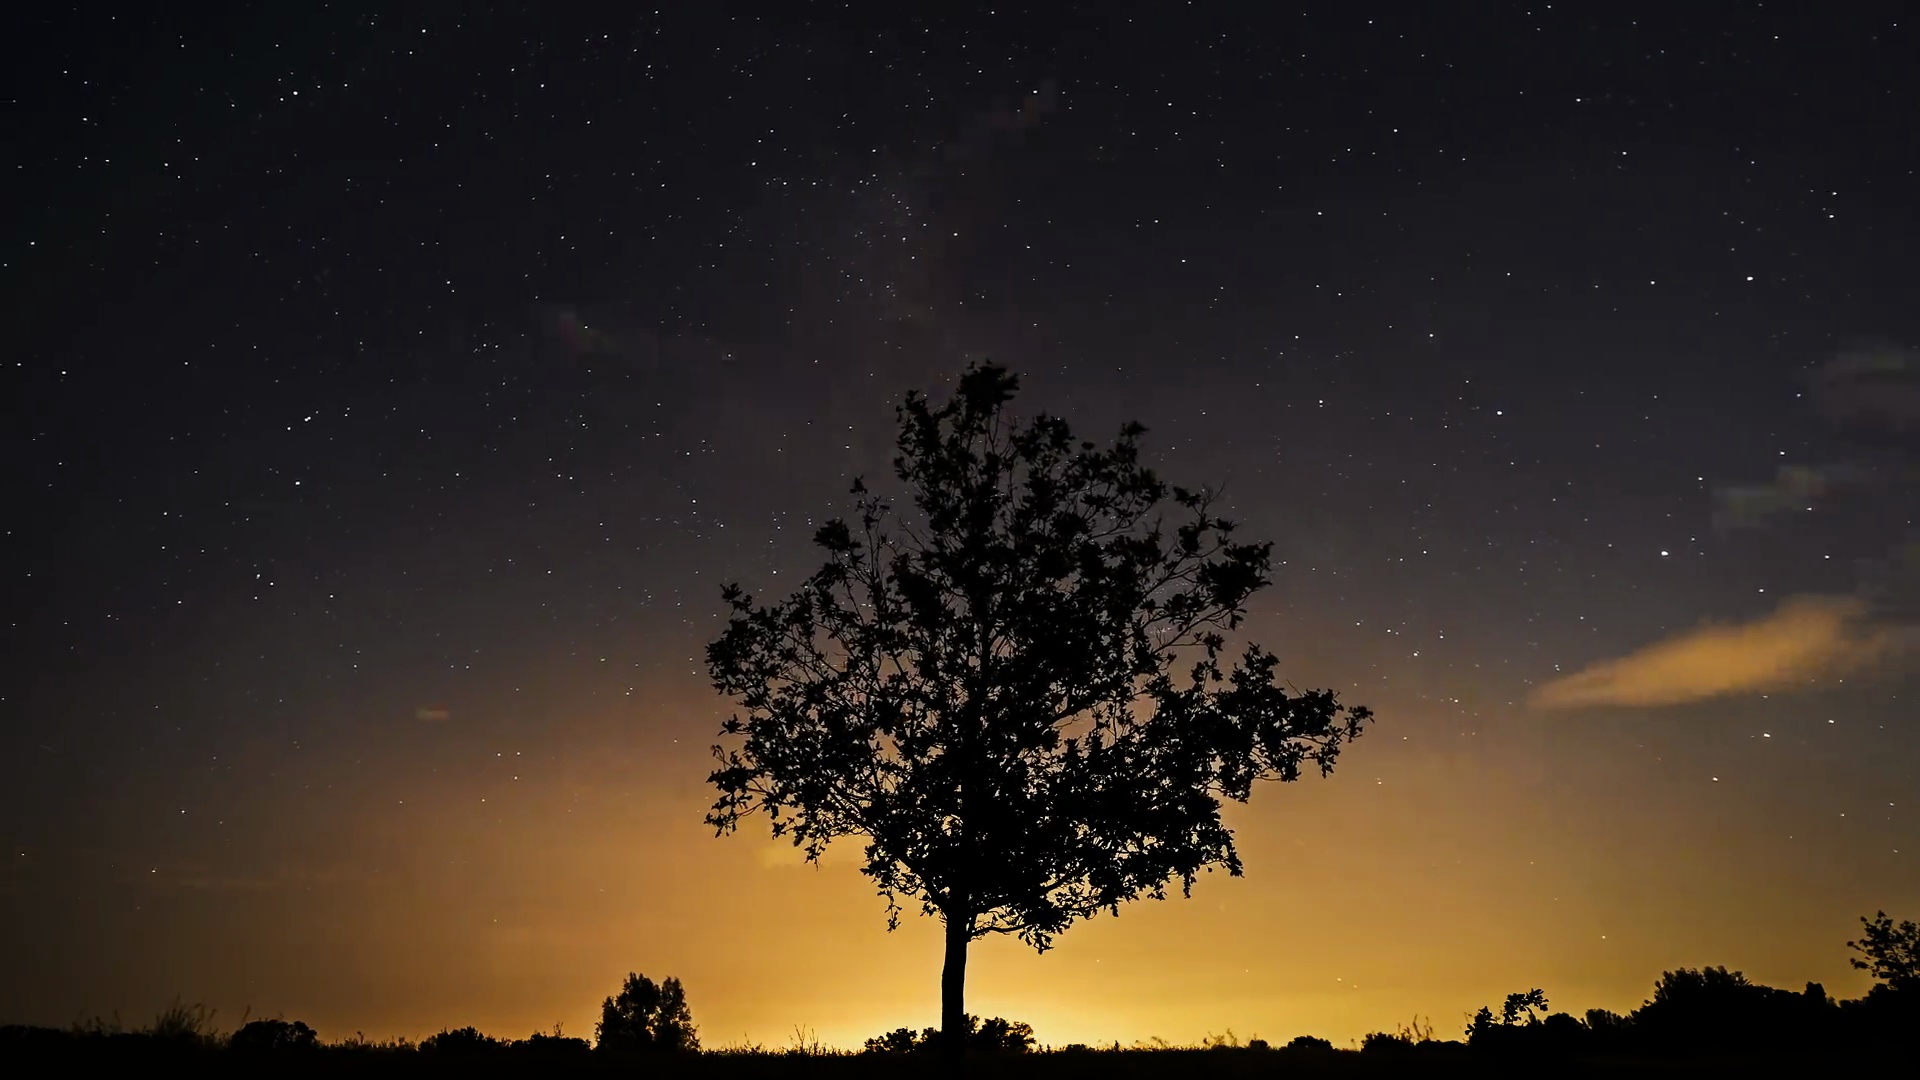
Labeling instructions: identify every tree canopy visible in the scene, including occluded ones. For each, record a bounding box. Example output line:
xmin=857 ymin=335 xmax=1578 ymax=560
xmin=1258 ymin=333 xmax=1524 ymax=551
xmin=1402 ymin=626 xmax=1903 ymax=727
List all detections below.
xmin=704 ymin=361 xmax=1373 ymax=1047
xmin=1849 ymin=910 xmax=1920 ymax=993
xmin=594 ymin=973 xmax=698 ymax=1054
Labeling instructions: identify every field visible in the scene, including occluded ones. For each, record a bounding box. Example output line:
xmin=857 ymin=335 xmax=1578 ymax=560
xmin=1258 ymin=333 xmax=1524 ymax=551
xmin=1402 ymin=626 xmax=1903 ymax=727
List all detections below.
xmin=0 ymin=1028 xmax=1881 ymax=1079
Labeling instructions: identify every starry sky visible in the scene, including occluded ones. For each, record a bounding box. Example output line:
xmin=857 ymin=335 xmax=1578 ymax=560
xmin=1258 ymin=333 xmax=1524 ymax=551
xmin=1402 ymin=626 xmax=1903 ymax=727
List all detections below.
xmin=5 ymin=2 xmax=1917 ymax=1052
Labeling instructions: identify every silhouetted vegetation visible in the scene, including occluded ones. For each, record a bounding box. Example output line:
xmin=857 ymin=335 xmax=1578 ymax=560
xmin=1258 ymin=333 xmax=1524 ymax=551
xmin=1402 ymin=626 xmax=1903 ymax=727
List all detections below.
xmin=860 ymin=1013 xmax=1036 ymax=1055
xmin=704 ymin=361 xmax=1373 ymax=1053
xmin=419 ymin=1025 xmax=499 ymax=1056
xmin=1849 ymin=909 xmax=1920 ymax=991
xmin=4 ymin=937 xmax=1919 ymax=1077
xmin=596 ymin=972 xmax=700 ymax=1054
xmin=230 ymin=1017 xmax=319 ymax=1054
xmin=9 ymin=911 xmax=1919 ymax=1074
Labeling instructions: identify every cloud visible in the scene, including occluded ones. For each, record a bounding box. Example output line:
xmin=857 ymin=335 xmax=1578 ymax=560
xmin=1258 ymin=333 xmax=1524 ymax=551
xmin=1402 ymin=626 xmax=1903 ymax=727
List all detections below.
xmin=1530 ymin=594 xmax=1909 ymax=709
xmin=1710 ymin=462 xmax=1871 ymax=533
xmin=1815 ymin=344 xmax=1920 ymax=431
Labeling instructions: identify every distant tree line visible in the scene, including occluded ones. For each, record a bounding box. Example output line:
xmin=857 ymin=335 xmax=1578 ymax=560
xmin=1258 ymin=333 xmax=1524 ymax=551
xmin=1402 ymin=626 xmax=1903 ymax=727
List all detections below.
xmin=0 ymin=910 xmax=1913 ymax=1069
xmin=1357 ymin=910 xmax=1920 ymax=1059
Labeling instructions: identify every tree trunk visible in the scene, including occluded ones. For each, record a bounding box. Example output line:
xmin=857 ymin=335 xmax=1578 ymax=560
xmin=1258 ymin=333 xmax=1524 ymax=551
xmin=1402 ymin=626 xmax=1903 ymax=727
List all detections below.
xmin=941 ymin=913 xmax=971 ymax=1061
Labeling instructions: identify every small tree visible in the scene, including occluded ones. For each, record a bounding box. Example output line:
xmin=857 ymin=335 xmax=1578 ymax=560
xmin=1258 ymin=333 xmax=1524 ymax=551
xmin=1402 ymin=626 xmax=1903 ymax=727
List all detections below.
xmin=1465 ymin=1006 xmax=1496 ymax=1043
xmin=229 ymin=1018 xmax=319 ymax=1054
xmin=1466 ymin=989 xmax=1548 ymax=1046
xmin=1502 ymin=988 xmax=1548 ymax=1026
xmin=1848 ymin=910 xmax=1920 ymax=993
xmin=419 ymin=1026 xmax=497 ymax=1055
xmin=973 ymin=1015 xmax=1036 ymax=1053
xmin=706 ymin=363 xmax=1373 ymax=1054
xmin=862 ymin=1027 xmax=922 ymax=1055
xmin=595 ymin=973 xmax=699 ymax=1054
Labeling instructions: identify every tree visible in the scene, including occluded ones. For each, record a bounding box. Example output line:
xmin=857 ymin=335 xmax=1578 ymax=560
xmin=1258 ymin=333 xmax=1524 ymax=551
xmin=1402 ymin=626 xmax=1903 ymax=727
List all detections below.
xmin=228 ymin=1018 xmax=318 ymax=1054
xmin=1848 ymin=910 xmax=1920 ymax=993
xmin=1627 ymin=966 xmax=1821 ymax=1053
xmin=972 ymin=1015 xmax=1036 ymax=1053
xmin=862 ymin=1027 xmax=923 ymax=1055
xmin=1501 ymin=988 xmax=1548 ymax=1026
xmin=595 ymin=973 xmax=699 ymax=1054
xmin=1465 ymin=989 xmax=1550 ymax=1049
xmin=419 ymin=1026 xmax=498 ymax=1055
xmin=705 ymin=362 xmax=1374 ymax=1054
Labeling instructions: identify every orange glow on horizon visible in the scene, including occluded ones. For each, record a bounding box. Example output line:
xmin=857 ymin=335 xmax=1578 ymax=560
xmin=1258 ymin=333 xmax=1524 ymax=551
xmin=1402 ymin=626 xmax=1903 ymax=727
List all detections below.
xmin=10 ymin=642 xmax=1896 ymax=1054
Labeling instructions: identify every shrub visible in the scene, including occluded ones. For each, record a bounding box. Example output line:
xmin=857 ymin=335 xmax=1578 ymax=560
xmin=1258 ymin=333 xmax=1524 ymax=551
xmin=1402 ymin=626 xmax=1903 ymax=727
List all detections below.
xmin=1361 ymin=1030 xmax=1411 ymax=1054
xmin=513 ymin=1029 xmax=590 ymax=1057
xmin=419 ymin=1026 xmax=499 ymax=1055
xmin=229 ymin=1018 xmax=318 ymax=1053
xmin=144 ymin=1000 xmax=222 ymax=1045
xmin=861 ymin=1015 xmax=1035 ymax=1055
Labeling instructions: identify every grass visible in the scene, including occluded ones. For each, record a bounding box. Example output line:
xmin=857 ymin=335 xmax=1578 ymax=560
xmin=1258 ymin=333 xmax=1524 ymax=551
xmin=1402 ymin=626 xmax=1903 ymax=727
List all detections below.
xmin=0 ymin=1024 xmax=1879 ymax=1079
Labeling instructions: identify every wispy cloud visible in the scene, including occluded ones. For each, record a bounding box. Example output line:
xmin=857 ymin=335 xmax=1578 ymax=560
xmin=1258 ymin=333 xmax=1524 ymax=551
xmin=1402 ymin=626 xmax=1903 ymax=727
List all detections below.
xmin=1530 ymin=594 xmax=1909 ymax=709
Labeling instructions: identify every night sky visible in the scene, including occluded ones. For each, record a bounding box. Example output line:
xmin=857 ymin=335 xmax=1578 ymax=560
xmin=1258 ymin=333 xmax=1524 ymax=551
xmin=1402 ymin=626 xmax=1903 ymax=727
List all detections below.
xmin=6 ymin=2 xmax=1918 ymax=1051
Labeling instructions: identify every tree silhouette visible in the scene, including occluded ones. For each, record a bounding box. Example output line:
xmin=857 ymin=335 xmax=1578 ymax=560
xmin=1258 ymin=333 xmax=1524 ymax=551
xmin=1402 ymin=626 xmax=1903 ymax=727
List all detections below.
xmin=1848 ymin=910 xmax=1919 ymax=993
xmin=1501 ymin=988 xmax=1548 ymax=1026
xmin=705 ymin=361 xmax=1373 ymax=1054
xmin=1465 ymin=989 xmax=1549 ymax=1047
xmin=972 ymin=1016 xmax=1036 ymax=1054
xmin=1464 ymin=1007 xmax=1496 ymax=1044
xmin=419 ymin=1026 xmax=497 ymax=1055
xmin=1626 ymin=966 xmax=1828 ymax=1053
xmin=862 ymin=1027 xmax=922 ymax=1055
xmin=228 ymin=1018 xmax=318 ymax=1054
xmin=594 ymin=973 xmax=699 ymax=1054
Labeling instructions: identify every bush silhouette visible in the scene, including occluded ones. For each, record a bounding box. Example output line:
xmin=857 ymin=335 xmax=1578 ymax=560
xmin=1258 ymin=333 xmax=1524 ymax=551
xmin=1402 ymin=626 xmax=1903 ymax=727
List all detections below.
xmin=1627 ymin=966 xmax=1835 ymax=1054
xmin=142 ymin=1000 xmax=222 ymax=1046
xmin=1582 ymin=1007 xmax=1627 ymax=1032
xmin=1500 ymin=988 xmax=1547 ymax=1026
xmin=1537 ymin=1012 xmax=1585 ymax=1052
xmin=12 ymin=904 xmax=1919 ymax=1066
xmin=419 ymin=1026 xmax=498 ymax=1055
xmin=861 ymin=1027 xmax=921 ymax=1055
xmin=229 ymin=1018 xmax=318 ymax=1053
xmin=595 ymin=972 xmax=699 ymax=1054
xmin=512 ymin=1029 xmax=590 ymax=1057
xmin=1465 ymin=989 xmax=1548 ymax=1049
xmin=860 ymin=1015 xmax=1034 ymax=1055
xmin=974 ymin=1015 xmax=1036 ymax=1053
xmin=1360 ymin=1030 xmax=1411 ymax=1054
